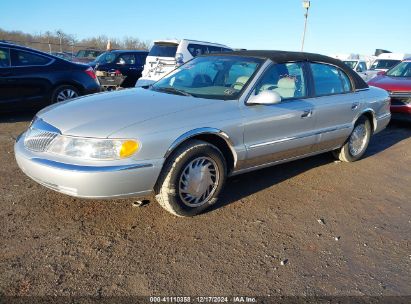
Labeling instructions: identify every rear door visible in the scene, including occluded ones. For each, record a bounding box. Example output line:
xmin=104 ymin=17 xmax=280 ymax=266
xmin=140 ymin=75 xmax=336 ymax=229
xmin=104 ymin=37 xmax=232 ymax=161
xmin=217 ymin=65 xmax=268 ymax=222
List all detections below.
xmin=308 ymin=62 xmax=360 ymax=151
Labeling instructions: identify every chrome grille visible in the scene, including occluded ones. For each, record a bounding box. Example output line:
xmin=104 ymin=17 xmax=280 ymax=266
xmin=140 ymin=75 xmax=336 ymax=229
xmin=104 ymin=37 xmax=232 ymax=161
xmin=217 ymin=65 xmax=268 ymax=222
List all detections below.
xmin=24 ymin=128 xmax=58 ymax=152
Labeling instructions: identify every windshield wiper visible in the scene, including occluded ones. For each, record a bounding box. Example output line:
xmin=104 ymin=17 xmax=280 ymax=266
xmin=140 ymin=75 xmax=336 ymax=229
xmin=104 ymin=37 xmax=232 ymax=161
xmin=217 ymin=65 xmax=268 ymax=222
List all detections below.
xmin=154 ymin=86 xmax=194 ymax=97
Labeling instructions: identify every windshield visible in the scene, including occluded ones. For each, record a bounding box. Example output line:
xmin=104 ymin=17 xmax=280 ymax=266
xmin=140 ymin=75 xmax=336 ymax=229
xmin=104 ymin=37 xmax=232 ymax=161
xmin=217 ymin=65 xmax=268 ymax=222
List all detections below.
xmin=152 ymin=56 xmax=263 ymax=100
xmin=149 ymin=44 xmax=178 ymax=58
xmin=93 ymin=52 xmax=117 ymax=64
xmin=386 ymin=61 xmax=411 ymax=77
xmin=343 ymin=61 xmax=357 ymax=69
xmin=76 ymin=50 xmax=102 ymax=59
xmin=370 ymin=59 xmax=401 ymax=70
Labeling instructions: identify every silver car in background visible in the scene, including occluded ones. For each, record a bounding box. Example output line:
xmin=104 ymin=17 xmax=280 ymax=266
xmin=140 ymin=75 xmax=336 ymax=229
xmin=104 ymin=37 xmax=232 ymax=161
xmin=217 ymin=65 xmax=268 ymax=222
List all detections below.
xmin=15 ymin=51 xmax=391 ymax=217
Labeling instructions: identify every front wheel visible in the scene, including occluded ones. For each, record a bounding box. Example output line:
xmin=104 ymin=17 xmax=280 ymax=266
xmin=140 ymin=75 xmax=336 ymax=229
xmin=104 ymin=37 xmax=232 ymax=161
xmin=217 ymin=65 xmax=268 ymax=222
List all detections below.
xmin=333 ymin=116 xmax=372 ymax=162
xmin=155 ymin=140 xmax=227 ymax=217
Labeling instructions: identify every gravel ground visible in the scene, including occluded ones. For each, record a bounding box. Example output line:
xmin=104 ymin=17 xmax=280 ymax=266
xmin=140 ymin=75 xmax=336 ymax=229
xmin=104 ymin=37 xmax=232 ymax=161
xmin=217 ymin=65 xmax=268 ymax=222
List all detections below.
xmin=0 ymin=113 xmax=410 ymax=299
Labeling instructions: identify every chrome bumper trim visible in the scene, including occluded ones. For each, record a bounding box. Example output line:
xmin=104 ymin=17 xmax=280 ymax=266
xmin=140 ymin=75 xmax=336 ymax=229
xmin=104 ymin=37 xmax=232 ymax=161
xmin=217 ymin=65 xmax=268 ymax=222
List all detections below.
xmin=31 ymin=158 xmax=153 ymax=172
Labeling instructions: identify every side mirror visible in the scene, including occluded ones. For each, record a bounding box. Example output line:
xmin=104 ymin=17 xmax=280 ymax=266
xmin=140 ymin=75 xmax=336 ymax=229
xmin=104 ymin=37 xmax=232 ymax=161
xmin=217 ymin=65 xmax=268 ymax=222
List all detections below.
xmin=248 ymin=90 xmax=282 ymax=105
xmin=377 ymin=70 xmax=386 ymax=76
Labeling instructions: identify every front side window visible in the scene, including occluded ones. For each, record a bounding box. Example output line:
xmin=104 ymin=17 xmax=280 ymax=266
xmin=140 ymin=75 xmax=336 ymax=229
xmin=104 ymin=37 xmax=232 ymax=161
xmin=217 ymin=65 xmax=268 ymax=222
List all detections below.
xmin=0 ymin=47 xmax=10 ymax=67
xmin=187 ymin=44 xmax=208 ymax=57
xmin=310 ymin=63 xmax=351 ymax=96
xmin=252 ymin=62 xmax=307 ymax=99
xmin=152 ymin=56 xmax=263 ymax=100
xmin=11 ymin=50 xmax=51 ymax=66
xmin=386 ymin=61 xmax=411 ymax=77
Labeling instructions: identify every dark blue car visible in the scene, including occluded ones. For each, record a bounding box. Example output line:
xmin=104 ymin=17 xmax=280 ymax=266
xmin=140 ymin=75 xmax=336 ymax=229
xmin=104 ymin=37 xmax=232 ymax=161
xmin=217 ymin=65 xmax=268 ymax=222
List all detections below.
xmin=88 ymin=50 xmax=148 ymax=88
xmin=0 ymin=42 xmax=101 ymax=112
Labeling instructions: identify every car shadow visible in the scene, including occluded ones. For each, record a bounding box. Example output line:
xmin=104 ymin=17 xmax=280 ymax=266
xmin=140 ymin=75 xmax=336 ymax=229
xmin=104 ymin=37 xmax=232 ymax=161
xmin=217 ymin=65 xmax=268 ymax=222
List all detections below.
xmin=0 ymin=111 xmax=36 ymax=123
xmin=209 ymin=124 xmax=411 ymax=213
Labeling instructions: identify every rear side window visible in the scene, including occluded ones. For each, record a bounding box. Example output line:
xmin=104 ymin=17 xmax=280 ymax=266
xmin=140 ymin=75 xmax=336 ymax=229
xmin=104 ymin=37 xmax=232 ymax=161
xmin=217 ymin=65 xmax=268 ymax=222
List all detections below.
xmin=310 ymin=63 xmax=351 ymax=96
xmin=149 ymin=44 xmax=177 ymax=58
xmin=0 ymin=47 xmax=10 ymax=67
xmin=117 ymin=53 xmax=135 ymax=65
xmin=187 ymin=44 xmax=208 ymax=56
xmin=11 ymin=49 xmax=52 ymax=66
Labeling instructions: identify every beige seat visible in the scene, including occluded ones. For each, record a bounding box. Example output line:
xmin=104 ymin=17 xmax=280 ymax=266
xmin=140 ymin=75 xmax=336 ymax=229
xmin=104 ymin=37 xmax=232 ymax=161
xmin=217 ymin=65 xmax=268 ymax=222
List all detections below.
xmin=274 ymin=77 xmax=296 ymax=98
xmin=232 ymin=76 xmax=250 ymax=90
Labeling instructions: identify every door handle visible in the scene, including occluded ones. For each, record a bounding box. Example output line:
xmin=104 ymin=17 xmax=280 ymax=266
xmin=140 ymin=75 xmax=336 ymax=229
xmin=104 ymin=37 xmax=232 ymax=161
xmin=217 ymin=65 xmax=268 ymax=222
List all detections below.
xmin=301 ymin=109 xmax=313 ymax=118
xmin=351 ymin=102 xmax=360 ymax=110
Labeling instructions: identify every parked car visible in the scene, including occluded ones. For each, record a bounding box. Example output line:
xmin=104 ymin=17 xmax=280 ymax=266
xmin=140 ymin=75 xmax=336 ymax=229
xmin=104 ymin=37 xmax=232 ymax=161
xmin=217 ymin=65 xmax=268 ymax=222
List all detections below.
xmin=0 ymin=42 xmax=101 ymax=112
xmin=88 ymin=50 xmax=148 ymax=88
xmin=342 ymin=59 xmax=368 ymax=74
xmin=368 ymin=58 xmax=411 ymax=121
xmin=135 ymin=39 xmax=232 ymax=87
xmin=72 ymin=49 xmax=103 ymax=64
xmin=359 ymin=53 xmax=410 ymax=82
xmin=51 ymin=52 xmax=73 ymax=61
xmin=15 ymin=51 xmax=391 ymax=217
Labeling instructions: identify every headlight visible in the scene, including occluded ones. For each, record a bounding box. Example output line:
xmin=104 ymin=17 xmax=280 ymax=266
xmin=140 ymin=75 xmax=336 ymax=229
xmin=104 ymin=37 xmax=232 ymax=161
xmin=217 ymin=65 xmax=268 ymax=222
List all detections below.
xmin=47 ymin=136 xmax=139 ymax=160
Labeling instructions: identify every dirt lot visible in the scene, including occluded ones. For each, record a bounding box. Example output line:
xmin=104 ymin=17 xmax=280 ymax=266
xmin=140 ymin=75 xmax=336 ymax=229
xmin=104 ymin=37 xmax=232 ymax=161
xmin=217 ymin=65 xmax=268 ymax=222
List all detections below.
xmin=0 ymin=113 xmax=410 ymax=299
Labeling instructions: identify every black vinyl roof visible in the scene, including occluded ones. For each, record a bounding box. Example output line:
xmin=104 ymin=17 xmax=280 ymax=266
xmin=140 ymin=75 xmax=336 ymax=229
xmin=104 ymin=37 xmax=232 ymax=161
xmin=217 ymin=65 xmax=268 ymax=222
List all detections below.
xmin=208 ymin=50 xmax=369 ymax=90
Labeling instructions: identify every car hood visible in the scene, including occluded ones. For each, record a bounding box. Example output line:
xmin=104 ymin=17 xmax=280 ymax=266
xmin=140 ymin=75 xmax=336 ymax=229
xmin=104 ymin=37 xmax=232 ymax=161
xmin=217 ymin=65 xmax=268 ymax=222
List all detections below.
xmin=368 ymin=76 xmax=411 ymax=91
xmin=37 ymin=88 xmax=220 ymax=138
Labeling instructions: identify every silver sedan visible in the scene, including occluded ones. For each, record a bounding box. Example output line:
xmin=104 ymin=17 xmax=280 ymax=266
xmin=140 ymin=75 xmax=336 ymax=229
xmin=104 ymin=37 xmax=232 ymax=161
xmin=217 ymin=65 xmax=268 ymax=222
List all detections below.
xmin=15 ymin=51 xmax=391 ymax=216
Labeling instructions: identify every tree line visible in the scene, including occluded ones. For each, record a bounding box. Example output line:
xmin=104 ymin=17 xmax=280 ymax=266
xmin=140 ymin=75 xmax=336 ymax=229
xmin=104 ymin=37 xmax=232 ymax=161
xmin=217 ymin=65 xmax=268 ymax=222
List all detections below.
xmin=0 ymin=28 xmax=150 ymax=54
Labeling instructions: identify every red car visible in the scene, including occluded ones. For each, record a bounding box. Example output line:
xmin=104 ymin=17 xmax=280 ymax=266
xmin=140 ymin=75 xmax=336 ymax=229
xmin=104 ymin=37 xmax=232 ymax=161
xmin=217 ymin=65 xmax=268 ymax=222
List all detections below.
xmin=368 ymin=59 xmax=411 ymax=121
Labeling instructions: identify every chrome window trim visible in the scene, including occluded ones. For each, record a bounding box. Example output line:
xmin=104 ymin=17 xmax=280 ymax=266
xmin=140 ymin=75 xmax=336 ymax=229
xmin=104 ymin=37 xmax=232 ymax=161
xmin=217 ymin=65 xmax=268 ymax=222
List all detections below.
xmin=31 ymin=158 xmax=153 ymax=172
xmin=248 ymin=124 xmax=351 ymax=149
xmin=10 ymin=47 xmax=55 ymax=68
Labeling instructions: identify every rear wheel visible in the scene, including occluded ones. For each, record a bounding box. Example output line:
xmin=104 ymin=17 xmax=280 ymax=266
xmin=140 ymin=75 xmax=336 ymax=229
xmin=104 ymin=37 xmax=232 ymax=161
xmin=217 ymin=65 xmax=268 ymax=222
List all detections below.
xmin=155 ymin=140 xmax=227 ymax=217
xmin=51 ymin=85 xmax=79 ymax=103
xmin=333 ymin=116 xmax=372 ymax=162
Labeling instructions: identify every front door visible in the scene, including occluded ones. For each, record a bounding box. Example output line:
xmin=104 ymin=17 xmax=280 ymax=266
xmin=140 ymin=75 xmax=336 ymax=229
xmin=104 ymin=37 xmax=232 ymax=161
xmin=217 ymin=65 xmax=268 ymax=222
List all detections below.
xmin=241 ymin=62 xmax=317 ymax=169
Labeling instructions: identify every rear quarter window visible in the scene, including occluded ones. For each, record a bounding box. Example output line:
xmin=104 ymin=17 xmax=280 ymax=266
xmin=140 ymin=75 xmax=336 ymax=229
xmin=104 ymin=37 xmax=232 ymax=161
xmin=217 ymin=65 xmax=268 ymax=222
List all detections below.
xmin=11 ymin=49 xmax=52 ymax=66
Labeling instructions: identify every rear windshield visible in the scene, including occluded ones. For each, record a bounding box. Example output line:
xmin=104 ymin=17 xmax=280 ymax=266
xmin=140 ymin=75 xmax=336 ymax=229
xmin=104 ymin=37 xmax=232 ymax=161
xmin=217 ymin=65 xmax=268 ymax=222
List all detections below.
xmin=370 ymin=59 xmax=401 ymax=70
xmin=149 ymin=44 xmax=178 ymax=58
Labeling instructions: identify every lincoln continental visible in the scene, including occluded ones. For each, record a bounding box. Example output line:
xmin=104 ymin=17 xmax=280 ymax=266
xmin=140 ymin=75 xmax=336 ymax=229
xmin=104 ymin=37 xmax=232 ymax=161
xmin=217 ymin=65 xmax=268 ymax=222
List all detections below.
xmin=15 ymin=51 xmax=391 ymax=216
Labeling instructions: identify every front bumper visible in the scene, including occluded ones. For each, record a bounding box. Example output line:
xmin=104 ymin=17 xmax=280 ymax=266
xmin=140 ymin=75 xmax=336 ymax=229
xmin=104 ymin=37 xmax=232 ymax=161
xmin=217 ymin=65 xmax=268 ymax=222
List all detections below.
xmin=14 ymin=134 xmax=164 ymax=199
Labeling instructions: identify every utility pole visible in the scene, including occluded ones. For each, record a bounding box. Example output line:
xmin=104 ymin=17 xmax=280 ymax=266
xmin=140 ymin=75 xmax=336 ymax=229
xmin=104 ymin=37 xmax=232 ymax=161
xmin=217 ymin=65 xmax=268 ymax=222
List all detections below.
xmin=301 ymin=0 xmax=311 ymax=52
xmin=57 ymin=30 xmax=63 ymax=53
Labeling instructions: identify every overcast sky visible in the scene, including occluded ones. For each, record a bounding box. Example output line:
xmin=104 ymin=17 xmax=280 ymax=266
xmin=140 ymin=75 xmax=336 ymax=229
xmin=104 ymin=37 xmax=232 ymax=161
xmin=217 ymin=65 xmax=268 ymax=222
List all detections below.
xmin=2 ymin=0 xmax=410 ymax=55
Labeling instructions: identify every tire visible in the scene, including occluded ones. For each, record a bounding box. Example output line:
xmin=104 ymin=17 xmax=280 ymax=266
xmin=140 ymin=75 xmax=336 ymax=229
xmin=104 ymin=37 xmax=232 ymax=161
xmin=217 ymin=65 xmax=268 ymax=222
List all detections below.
xmin=333 ymin=116 xmax=372 ymax=162
xmin=51 ymin=85 xmax=80 ymax=103
xmin=155 ymin=140 xmax=227 ymax=217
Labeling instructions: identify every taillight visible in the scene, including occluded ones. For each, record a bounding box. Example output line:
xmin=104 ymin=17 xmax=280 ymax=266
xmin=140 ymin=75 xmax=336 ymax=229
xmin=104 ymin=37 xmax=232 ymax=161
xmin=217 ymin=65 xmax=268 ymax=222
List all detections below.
xmin=84 ymin=67 xmax=97 ymax=79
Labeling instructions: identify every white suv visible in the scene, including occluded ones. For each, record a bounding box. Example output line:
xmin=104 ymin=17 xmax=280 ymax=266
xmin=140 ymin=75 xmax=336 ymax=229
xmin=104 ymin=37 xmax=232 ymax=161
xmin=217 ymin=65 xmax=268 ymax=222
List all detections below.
xmin=135 ymin=39 xmax=232 ymax=87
